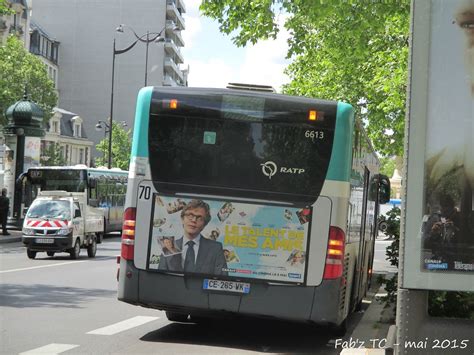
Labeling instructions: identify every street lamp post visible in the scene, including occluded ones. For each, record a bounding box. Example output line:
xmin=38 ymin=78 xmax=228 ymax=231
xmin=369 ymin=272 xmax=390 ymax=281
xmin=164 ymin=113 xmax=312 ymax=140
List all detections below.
xmin=108 ymin=23 xmax=179 ymax=168
xmin=96 ymin=120 xmax=127 ymax=167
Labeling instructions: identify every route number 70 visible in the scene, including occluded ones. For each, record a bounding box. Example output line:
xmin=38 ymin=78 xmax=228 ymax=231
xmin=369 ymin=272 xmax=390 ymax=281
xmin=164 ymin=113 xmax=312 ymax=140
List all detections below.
xmin=138 ymin=185 xmax=151 ymax=200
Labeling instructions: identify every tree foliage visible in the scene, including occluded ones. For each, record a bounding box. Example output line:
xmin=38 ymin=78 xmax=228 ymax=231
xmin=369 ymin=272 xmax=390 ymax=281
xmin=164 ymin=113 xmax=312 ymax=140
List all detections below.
xmin=0 ymin=0 xmax=13 ymax=15
xmin=0 ymin=36 xmax=57 ymax=125
xmin=40 ymin=142 xmax=66 ymax=166
xmin=200 ymin=1 xmax=410 ymax=156
xmin=95 ymin=121 xmax=132 ymax=170
xmin=379 ymin=156 xmax=396 ymax=178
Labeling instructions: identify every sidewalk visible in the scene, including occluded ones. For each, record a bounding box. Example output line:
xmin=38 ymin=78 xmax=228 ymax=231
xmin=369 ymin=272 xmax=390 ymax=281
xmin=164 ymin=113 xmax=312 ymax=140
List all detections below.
xmin=0 ymin=228 xmax=23 ymax=244
xmin=340 ymin=273 xmax=396 ymax=355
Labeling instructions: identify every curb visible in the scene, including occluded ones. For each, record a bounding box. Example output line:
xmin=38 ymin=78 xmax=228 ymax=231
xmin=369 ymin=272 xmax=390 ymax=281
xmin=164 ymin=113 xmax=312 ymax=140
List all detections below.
xmin=339 ymin=275 xmax=396 ymax=354
xmin=0 ymin=231 xmax=23 ymax=244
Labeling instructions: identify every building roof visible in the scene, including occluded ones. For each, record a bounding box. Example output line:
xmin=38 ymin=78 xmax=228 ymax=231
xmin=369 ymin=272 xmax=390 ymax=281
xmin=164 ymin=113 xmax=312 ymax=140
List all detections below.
xmin=30 ymin=20 xmax=59 ymax=43
xmin=53 ymin=108 xmax=88 ymax=139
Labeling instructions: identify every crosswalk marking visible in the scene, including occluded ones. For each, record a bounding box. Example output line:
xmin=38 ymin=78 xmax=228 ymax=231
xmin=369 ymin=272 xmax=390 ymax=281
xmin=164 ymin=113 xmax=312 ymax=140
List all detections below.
xmin=19 ymin=343 xmax=79 ymax=354
xmin=87 ymin=316 xmax=159 ymax=335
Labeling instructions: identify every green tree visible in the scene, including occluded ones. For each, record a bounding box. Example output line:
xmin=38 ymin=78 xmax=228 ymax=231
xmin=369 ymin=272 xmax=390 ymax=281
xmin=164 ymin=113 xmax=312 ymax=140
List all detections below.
xmin=95 ymin=121 xmax=132 ymax=170
xmin=40 ymin=142 xmax=66 ymax=166
xmin=0 ymin=0 xmax=13 ymax=15
xmin=200 ymin=1 xmax=410 ymax=156
xmin=0 ymin=36 xmax=57 ymax=125
xmin=379 ymin=156 xmax=396 ymax=178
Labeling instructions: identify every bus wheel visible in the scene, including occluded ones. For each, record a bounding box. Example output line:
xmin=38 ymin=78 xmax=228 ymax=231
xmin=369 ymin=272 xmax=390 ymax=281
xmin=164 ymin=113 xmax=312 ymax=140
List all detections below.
xmin=87 ymin=238 xmax=97 ymax=258
xmin=70 ymin=239 xmax=81 ymax=259
xmin=165 ymin=311 xmax=189 ymax=322
xmin=331 ymin=318 xmax=347 ymax=337
xmin=47 ymin=251 xmax=55 ymax=257
xmin=27 ymin=249 xmax=37 ymax=259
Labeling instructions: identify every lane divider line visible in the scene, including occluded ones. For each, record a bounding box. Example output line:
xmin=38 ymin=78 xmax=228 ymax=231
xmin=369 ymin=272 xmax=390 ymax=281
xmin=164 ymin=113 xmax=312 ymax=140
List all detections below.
xmin=0 ymin=261 xmax=88 ymax=274
xmin=19 ymin=343 xmax=79 ymax=354
xmin=87 ymin=316 xmax=160 ymax=335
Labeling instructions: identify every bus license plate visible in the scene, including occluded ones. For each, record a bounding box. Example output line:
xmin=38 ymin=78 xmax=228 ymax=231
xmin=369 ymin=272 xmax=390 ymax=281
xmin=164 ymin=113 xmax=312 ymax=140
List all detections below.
xmin=203 ymin=279 xmax=250 ymax=294
xmin=36 ymin=238 xmax=54 ymax=244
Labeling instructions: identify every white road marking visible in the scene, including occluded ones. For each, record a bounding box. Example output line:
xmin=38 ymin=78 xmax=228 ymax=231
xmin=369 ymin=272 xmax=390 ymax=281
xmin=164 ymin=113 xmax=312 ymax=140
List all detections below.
xmin=19 ymin=343 xmax=79 ymax=354
xmin=0 ymin=261 xmax=88 ymax=274
xmin=87 ymin=316 xmax=160 ymax=335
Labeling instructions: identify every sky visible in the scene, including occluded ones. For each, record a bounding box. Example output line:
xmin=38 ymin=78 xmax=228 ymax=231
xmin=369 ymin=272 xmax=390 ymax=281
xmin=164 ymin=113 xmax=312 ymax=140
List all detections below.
xmin=181 ymin=1 xmax=290 ymax=92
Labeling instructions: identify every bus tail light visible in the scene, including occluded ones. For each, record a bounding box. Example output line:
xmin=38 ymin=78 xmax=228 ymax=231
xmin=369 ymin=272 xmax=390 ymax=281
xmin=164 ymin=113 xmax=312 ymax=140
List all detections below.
xmin=121 ymin=207 xmax=136 ymax=261
xmin=323 ymin=226 xmax=346 ymax=280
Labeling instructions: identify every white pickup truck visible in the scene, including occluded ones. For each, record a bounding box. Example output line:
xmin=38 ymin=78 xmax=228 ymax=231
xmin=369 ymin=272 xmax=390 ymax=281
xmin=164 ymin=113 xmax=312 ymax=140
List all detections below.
xmin=22 ymin=191 xmax=104 ymax=259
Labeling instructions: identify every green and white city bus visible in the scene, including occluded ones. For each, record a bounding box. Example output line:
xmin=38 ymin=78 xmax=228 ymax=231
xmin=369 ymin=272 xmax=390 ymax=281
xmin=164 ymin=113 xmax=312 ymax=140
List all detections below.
xmin=117 ymin=85 xmax=390 ymax=332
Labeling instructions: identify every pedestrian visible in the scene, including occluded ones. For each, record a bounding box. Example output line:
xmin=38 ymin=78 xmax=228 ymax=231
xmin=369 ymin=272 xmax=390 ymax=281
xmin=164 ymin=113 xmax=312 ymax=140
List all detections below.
xmin=0 ymin=188 xmax=10 ymax=235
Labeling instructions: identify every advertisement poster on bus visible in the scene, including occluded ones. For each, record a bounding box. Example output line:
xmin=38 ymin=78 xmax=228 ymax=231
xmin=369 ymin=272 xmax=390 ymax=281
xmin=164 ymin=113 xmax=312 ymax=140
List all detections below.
xmin=404 ymin=0 xmax=474 ymax=291
xmin=148 ymin=195 xmax=311 ymax=283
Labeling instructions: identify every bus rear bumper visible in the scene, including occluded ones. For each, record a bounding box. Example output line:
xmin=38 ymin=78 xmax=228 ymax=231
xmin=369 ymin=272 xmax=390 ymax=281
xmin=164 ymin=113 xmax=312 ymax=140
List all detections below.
xmin=118 ymin=260 xmax=345 ymax=327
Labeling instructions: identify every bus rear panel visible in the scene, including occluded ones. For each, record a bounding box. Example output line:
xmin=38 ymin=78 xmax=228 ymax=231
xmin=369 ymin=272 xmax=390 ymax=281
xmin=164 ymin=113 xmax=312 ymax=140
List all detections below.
xmin=119 ymin=86 xmax=376 ymax=328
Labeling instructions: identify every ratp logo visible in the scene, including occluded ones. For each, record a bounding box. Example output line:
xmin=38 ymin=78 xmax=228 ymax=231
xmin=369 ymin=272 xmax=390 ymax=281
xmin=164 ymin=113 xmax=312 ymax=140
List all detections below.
xmin=261 ymin=161 xmax=306 ymax=179
xmin=261 ymin=161 xmax=278 ymax=179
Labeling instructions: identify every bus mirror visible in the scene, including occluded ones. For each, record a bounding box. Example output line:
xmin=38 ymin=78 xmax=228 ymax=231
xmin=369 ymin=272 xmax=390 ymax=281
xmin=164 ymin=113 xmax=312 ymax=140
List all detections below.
xmin=377 ymin=174 xmax=391 ymax=204
xmin=89 ymin=199 xmax=99 ymax=207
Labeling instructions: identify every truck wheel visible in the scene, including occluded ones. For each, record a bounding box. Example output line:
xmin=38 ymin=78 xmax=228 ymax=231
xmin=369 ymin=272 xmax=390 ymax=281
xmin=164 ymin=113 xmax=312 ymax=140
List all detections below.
xmin=96 ymin=232 xmax=104 ymax=244
xmin=165 ymin=311 xmax=189 ymax=322
xmin=47 ymin=251 xmax=55 ymax=257
xmin=87 ymin=238 xmax=97 ymax=258
xmin=27 ymin=249 xmax=37 ymax=259
xmin=70 ymin=239 xmax=80 ymax=259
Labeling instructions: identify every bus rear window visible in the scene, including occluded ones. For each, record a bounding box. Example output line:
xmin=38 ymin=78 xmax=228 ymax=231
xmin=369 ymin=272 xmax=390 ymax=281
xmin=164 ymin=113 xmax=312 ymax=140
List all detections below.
xmin=148 ymin=89 xmax=338 ymax=204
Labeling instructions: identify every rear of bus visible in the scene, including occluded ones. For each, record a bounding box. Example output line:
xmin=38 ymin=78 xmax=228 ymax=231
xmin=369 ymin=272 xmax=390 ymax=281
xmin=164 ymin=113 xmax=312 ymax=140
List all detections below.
xmin=118 ymin=86 xmax=354 ymax=328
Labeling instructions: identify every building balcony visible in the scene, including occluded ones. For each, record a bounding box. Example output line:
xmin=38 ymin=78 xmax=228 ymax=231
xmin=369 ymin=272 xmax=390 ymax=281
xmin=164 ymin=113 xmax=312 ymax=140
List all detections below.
xmin=166 ymin=0 xmax=185 ymax=31
xmin=164 ymin=38 xmax=184 ymax=64
xmin=166 ymin=20 xmax=184 ymax=47
xmin=164 ymin=57 xmax=183 ymax=82
xmin=163 ymin=75 xmax=178 ymax=86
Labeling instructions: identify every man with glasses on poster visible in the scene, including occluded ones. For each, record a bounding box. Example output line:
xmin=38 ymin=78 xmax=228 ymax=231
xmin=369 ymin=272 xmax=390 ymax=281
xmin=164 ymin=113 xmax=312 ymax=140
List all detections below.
xmin=158 ymin=199 xmax=228 ymax=275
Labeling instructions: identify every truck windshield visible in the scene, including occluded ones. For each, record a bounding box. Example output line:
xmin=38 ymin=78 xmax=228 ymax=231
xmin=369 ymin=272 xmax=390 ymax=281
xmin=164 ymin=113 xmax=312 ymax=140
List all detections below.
xmin=26 ymin=200 xmax=71 ymax=220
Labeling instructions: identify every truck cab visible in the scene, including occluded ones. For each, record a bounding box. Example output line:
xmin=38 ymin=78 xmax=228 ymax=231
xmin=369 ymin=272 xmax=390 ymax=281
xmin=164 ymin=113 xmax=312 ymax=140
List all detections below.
xmin=22 ymin=191 xmax=104 ymax=259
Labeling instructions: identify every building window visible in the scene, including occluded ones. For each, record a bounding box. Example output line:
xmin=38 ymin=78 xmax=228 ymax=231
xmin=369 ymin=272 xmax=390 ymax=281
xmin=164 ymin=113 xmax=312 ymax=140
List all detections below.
xmin=52 ymin=121 xmax=59 ymax=133
xmin=72 ymin=147 xmax=78 ymax=163
xmin=79 ymin=149 xmax=84 ymax=164
xmin=73 ymin=123 xmax=81 ymax=138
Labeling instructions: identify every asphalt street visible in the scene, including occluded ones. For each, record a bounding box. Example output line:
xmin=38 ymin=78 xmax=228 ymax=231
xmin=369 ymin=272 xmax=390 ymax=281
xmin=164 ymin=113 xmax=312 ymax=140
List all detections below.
xmin=0 ymin=235 xmax=392 ymax=354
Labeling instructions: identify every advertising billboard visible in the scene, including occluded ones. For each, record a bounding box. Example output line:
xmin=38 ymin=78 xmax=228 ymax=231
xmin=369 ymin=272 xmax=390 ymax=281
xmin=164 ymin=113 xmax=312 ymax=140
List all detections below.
xmin=147 ymin=195 xmax=311 ymax=283
xmin=24 ymin=137 xmax=41 ymax=171
xmin=403 ymin=0 xmax=474 ymax=291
